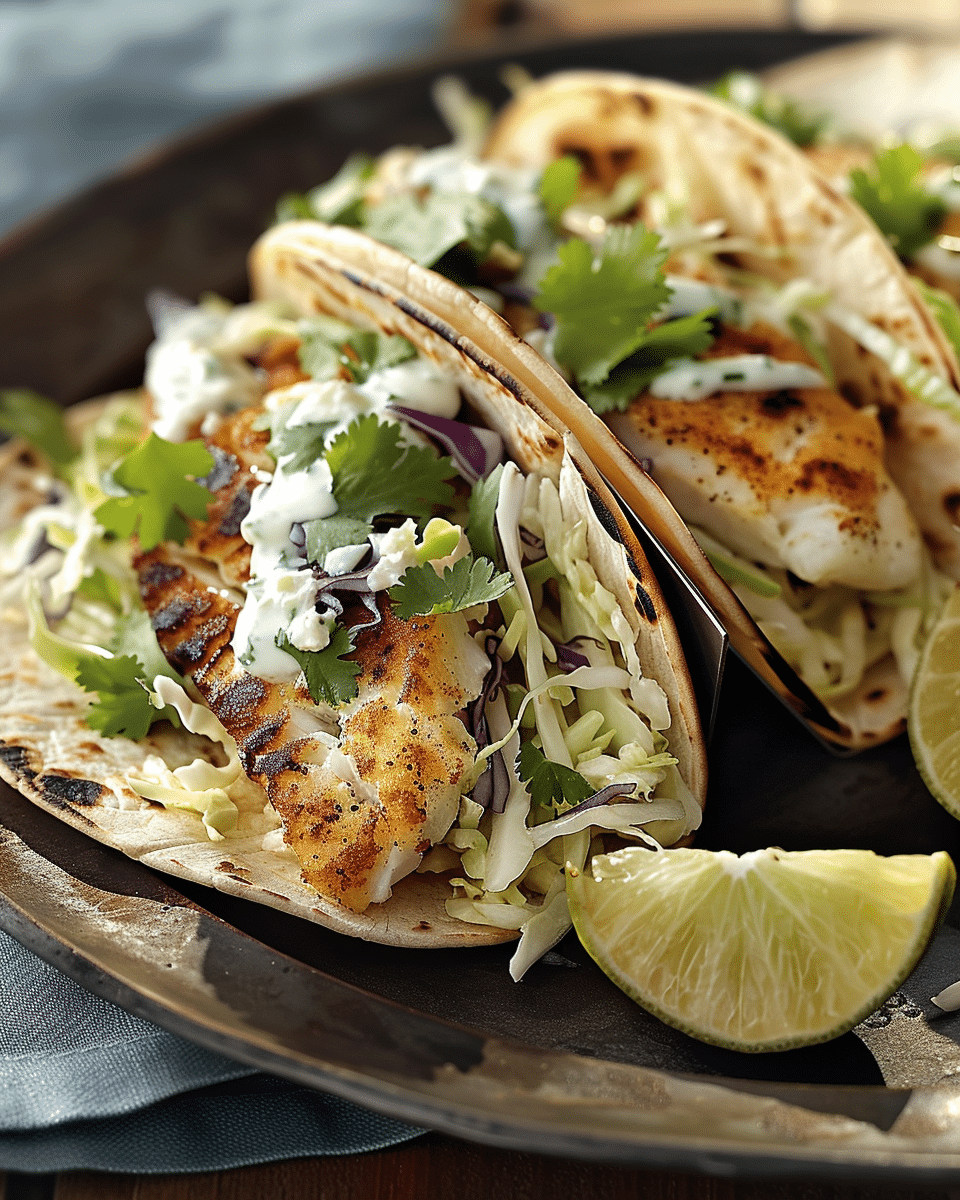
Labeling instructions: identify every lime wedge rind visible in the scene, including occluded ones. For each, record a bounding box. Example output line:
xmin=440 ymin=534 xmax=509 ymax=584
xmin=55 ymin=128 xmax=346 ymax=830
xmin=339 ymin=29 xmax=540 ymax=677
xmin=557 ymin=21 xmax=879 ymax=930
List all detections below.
xmin=909 ymin=583 xmax=960 ymax=820
xmin=568 ymin=846 xmax=955 ymax=1054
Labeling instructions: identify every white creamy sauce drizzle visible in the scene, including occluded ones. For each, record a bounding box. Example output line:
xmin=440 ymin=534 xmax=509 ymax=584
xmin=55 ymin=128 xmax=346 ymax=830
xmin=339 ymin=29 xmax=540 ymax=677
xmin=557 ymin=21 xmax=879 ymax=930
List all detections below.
xmin=660 ymin=275 xmax=743 ymax=324
xmin=146 ymin=302 xmax=292 ymax=442
xmin=147 ymin=337 xmax=261 ymax=443
xmin=648 ymin=355 xmax=826 ymax=402
xmin=406 ymin=146 xmax=545 ymax=251
xmin=144 ymin=297 xmax=467 ymax=683
xmin=226 ymin=332 xmax=462 ymax=681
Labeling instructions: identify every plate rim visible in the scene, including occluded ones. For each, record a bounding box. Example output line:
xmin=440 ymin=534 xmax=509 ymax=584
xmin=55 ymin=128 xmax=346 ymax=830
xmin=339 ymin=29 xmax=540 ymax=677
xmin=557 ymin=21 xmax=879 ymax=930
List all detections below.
xmin=2 ymin=24 xmax=959 ymax=1180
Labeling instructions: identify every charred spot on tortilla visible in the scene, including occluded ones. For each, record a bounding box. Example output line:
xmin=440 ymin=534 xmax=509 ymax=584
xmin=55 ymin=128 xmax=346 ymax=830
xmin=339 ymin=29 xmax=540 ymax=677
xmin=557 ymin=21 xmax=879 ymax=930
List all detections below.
xmin=38 ymin=773 xmax=102 ymax=808
xmin=391 ymin=292 xmax=537 ymax=416
xmin=554 ymin=137 xmax=644 ymax=191
xmin=632 ymin=91 xmax=655 ymax=117
xmin=586 ymin=487 xmax=623 ymax=545
xmin=0 ymin=744 xmax=37 ymax=784
xmin=744 ymin=159 xmax=768 ymax=188
xmin=632 ymin=586 xmax=657 ymax=624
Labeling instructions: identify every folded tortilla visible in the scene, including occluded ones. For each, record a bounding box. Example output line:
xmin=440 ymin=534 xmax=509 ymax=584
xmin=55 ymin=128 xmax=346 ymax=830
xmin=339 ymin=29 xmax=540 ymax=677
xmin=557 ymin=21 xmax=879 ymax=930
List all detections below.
xmin=476 ymin=70 xmax=960 ymax=748
xmin=0 ymin=225 xmax=706 ymax=947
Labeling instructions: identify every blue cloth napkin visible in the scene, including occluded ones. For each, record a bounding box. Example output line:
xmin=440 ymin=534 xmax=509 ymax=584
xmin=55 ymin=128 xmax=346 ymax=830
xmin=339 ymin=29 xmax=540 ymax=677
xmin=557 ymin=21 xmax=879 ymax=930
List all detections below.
xmin=0 ymin=0 xmax=453 ymax=236
xmin=0 ymin=929 xmax=423 ymax=1173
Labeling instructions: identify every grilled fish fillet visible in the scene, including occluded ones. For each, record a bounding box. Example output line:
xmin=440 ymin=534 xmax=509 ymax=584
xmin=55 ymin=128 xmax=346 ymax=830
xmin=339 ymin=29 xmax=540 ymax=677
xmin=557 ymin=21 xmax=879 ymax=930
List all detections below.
xmin=606 ymin=321 xmax=923 ymax=590
xmin=135 ymin=408 xmax=489 ymax=912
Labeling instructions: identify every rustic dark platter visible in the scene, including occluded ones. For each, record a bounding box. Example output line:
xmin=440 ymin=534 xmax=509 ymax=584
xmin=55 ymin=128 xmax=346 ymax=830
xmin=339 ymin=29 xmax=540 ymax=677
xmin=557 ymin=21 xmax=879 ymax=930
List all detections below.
xmin=2 ymin=26 xmax=960 ymax=1182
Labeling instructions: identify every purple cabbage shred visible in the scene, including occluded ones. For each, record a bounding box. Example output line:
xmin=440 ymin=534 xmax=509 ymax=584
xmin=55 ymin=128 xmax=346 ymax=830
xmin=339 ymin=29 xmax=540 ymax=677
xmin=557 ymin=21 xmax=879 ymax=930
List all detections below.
xmin=387 ymin=405 xmax=503 ymax=483
xmin=468 ymin=635 xmax=512 ymax=814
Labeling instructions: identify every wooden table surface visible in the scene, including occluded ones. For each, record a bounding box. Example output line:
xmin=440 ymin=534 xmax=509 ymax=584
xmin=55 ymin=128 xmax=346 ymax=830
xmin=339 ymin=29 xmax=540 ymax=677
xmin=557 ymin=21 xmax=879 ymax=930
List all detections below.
xmin=3 ymin=1134 xmax=960 ymax=1200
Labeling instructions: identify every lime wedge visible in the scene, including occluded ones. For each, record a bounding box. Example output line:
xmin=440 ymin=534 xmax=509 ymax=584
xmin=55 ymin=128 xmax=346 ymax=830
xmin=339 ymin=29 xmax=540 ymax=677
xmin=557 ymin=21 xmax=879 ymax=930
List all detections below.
xmin=567 ymin=846 xmax=955 ymax=1052
xmin=909 ymin=582 xmax=960 ymax=819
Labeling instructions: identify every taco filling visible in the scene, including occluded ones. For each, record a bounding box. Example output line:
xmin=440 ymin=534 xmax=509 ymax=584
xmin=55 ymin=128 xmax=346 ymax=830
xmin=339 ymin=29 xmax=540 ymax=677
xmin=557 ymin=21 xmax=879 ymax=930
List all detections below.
xmin=0 ymin=274 xmax=702 ymax=971
xmin=278 ymin=74 xmax=955 ymax=725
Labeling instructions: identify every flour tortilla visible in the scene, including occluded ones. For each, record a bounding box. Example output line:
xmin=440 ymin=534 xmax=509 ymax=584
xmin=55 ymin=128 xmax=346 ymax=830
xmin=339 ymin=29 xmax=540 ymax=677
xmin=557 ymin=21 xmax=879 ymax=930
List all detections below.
xmin=0 ymin=226 xmax=706 ymax=945
xmin=477 ymin=70 xmax=960 ymax=748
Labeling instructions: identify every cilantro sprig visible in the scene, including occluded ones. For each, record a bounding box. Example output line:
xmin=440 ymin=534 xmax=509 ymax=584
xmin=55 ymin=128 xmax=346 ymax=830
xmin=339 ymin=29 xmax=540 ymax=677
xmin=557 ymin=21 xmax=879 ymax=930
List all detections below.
xmin=302 ymin=415 xmax=456 ymax=565
xmin=534 ymin=224 xmax=717 ymax=411
xmin=0 ymin=389 xmax=78 ymax=469
xmin=297 ymin=319 xmax=415 ymax=386
xmin=389 ymin=554 xmax=512 ymax=618
xmin=849 ymin=145 xmax=947 ymax=260
xmin=580 ymin=310 xmax=717 ymax=414
xmin=75 ymin=655 xmax=158 ymax=740
xmin=466 ymin=464 xmax=505 ymax=570
xmin=267 ymin=422 xmax=333 ymax=475
xmin=711 ymin=72 xmax=828 ymax=148
xmin=539 ymin=155 xmax=580 ymax=227
xmin=94 ymin=433 xmax=214 ymax=550
xmin=364 ymin=192 xmax=516 ymax=280
xmin=276 ymin=627 xmax=362 ymax=708
xmin=275 ymin=154 xmax=375 ymax=227
xmin=516 ymin=742 xmax=593 ymax=815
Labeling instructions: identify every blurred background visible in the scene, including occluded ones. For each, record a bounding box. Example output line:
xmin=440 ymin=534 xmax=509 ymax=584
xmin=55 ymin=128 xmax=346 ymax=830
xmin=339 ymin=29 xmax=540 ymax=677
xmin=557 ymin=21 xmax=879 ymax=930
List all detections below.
xmin=3 ymin=0 xmax=960 ymax=238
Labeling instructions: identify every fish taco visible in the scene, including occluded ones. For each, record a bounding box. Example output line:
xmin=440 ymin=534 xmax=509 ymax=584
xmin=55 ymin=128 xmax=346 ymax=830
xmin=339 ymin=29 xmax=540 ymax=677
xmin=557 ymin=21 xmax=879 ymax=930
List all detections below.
xmin=0 ymin=222 xmax=705 ymax=971
xmin=281 ymin=69 xmax=960 ymax=749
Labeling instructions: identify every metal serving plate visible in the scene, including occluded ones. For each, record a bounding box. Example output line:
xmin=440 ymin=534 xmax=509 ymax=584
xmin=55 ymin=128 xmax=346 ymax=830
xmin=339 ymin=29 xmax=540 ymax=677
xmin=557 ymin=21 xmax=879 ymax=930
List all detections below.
xmin=2 ymin=27 xmax=960 ymax=1182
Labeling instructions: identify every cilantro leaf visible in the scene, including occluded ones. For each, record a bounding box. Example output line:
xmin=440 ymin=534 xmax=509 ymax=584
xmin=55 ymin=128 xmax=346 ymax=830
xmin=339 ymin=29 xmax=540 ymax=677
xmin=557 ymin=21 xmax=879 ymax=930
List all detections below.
xmin=0 ymin=389 xmax=77 ymax=468
xmin=849 ymin=146 xmax=947 ymax=259
xmin=297 ymin=315 xmax=359 ymax=381
xmin=305 ymin=514 xmax=371 ymax=564
xmin=76 ymin=567 xmax=126 ymax=611
xmin=110 ymin=608 xmax=184 ymax=688
xmin=535 ymin=226 xmax=718 ymax=406
xmin=274 ymin=192 xmax=316 ymax=222
xmin=341 ymin=331 xmax=416 ymax=384
xmin=364 ymin=192 xmax=516 ymax=272
xmin=711 ymin=72 xmax=827 ymax=148
xmin=302 ymin=415 xmax=456 ymax=564
xmin=277 ymin=627 xmax=361 ymax=708
xmin=75 ymin=654 xmax=158 ymax=740
xmin=389 ymin=554 xmax=513 ymax=618
xmin=296 ymin=318 xmax=415 ymax=387
xmin=94 ymin=434 xmax=214 ymax=550
xmin=467 ymin=464 xmax=505 ymax=570
xmin=535 ymin=225 xmax=672 ymax=386
xmin=276 ymin=154 xmax=374 ymax=227
xmin=324 ymin=414 xmax=456 ymax=519
xmin=539 ymin=155 xmax=580 ymax=226
xmin=580 ymin=309 xmax=718 ymax=413
xmin=267 ymin=421 xmax=333 ymax=473
xmin=516 ymin=742 xmax=593 ymax=814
